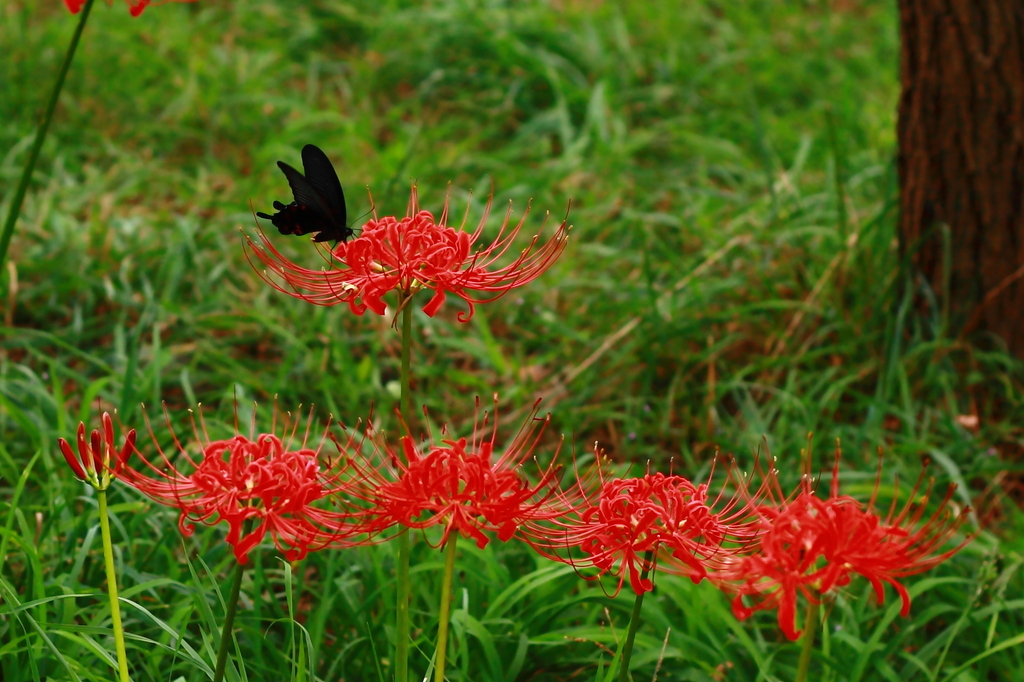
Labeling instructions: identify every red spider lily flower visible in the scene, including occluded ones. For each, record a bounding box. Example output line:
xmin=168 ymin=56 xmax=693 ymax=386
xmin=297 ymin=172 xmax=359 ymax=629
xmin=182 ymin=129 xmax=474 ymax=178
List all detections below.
xmin=245 ymin=186 xmax=570 ymax=322
xmin=117 ymin=404 xmax=365 ymax=563
xmin=712 ymin=448 xmax=972 ymax=641
xmin=57 ymin=412 xmax=136 ymax=491
xmin=339 ymin=396 xmax=565 ymax=549
xmin=521 ymin=457 xmax=770 ymax=596
xmin=64 ymin=0 xmax=199 ymax=16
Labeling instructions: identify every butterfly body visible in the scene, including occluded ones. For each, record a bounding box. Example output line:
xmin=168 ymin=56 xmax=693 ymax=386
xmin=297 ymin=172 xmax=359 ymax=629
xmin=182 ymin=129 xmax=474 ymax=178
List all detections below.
xmin=257 ymin=144 xmax=353 ymax=244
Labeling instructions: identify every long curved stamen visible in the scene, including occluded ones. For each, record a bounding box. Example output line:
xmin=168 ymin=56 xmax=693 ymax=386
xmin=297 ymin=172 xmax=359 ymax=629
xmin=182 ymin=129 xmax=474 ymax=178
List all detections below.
xmin=244 ymin=185 xmax=569 ymax=321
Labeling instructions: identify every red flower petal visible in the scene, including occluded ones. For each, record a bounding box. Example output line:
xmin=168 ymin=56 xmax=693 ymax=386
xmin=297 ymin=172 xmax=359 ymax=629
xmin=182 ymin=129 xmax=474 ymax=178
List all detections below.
xmin=65 ymin=0 xmax=200 ymax=16
xmin=58 ymin=437 xmax=87 ymax=480
xmin=89 ymin=429 xmax=104 ymax=473
xmin=245 ymin=186 xmax=569 ymax=321
xmin=57 ymin=413 xmax=134 ymax=489
xmin=710 ymin=445 xmax=972 ymax=640
xmin=522 ymin=458 xmax=770 ymax=597
xmin=335 ymin=396 xmax=564 ymax=550
xmin=118 ymin=405 xmax=370 ymax=563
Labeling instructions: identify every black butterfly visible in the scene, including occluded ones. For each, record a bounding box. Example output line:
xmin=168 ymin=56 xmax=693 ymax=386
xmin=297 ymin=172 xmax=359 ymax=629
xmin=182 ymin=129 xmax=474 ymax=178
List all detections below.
xmin=257 ymin=144 xmax=353 ymax=244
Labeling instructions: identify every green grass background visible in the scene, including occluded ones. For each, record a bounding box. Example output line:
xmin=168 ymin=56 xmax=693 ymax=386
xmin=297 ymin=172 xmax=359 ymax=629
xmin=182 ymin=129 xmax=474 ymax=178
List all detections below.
xmin=2 ymin=0 xmax=1024 ymax=680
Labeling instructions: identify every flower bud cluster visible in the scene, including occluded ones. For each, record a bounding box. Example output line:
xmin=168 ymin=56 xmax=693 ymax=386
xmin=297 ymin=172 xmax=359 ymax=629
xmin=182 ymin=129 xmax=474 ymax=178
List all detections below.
xmin=58 ymin=412 xmax=135 ymax=491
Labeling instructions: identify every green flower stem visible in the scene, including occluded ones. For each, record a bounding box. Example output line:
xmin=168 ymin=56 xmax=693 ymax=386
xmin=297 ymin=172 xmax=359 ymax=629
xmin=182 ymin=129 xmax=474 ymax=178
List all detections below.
xmin=212 ymin=558 xmax=247 ymax=682
xmin=795 ymin=597 xmax=820 ymax=682
xmin=0 ymin=0 xmax=95 ymax=277
xmin=433 ymin=535 xmax=459 ymax=682
xmin=400 ymin=294 xmax=413 ymax=423
xmin=97 ymin=490 xmax=130 ymax=682
xmin=394 ymin=298 xmax=414 ymax=682
xmin=394 ymin=529 xmax=411 ymax=682
xmin=617 ymin=550 xmax=654 ymax=682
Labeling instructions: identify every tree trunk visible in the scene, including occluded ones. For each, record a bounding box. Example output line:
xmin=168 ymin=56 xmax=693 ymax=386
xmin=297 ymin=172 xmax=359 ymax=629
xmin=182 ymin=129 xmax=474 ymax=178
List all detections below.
xmin=897 ymin=0 xmax=1024 ymax=354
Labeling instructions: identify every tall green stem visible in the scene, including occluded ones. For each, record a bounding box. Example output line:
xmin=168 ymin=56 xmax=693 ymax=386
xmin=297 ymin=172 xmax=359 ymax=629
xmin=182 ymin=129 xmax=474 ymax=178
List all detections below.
xmin=0 ymin=0 xmax=95 ymax=277
xmin=394 ymin=529 xmax=410 ymax=682
xmin=212 ymin=558 xmax=246 ymax=682
xmin=433 ymin=536 xmax=459 ymax=682
xmin=795 ymin=598 xmax=820 ymax=682
xmin=617 ymin=550 xmax=654 ymax=682
xmin=400 ymin=295 xmax=413 ymax=423
xmin=394 ymin=299 xmax=413 ymax=682
xmin=97 ymin=490 xmax=131 ymax=682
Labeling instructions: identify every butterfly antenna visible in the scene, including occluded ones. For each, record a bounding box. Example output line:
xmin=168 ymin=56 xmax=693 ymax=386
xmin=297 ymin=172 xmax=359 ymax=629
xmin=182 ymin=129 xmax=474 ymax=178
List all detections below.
xmin=333 ymin=204 xmax=373 ymax=251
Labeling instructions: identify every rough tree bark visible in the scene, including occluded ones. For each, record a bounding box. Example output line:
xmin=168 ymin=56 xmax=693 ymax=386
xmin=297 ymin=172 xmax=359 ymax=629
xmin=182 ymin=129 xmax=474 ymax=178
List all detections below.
xmin=897 ymin=0 xmax=1024 ymax=354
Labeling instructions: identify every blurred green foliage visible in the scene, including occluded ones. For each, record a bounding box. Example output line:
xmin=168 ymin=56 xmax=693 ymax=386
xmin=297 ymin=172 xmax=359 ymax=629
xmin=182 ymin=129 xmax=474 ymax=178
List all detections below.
xmin=1 ymin=0 xmax=1022 ymax=680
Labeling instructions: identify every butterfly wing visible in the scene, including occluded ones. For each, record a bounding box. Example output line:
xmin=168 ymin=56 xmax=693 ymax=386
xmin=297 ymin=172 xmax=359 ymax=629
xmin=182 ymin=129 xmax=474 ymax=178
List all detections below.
xmin=259 ymin=161 xmax=336 ymax=239
xmin=300 ymin=144 xmax=348 ymax=229
xmin=257 ymin=145 xmax=354 ymax=243
xmin=277 ymin=160 xmax=336 ymax=222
